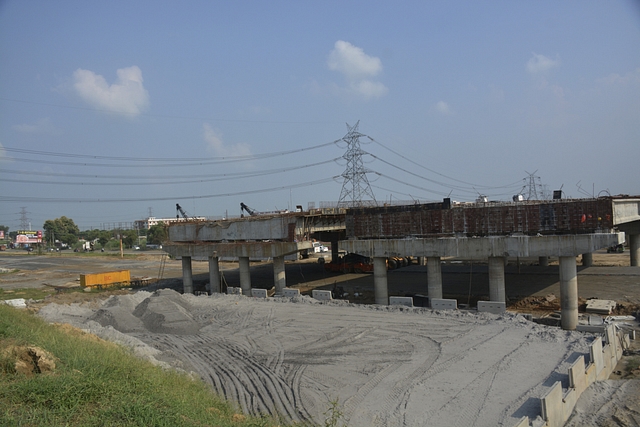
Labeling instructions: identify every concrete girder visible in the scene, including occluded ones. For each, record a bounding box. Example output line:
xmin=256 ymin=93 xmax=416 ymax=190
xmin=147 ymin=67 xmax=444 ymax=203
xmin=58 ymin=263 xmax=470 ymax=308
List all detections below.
xmin=339 ymin=234 xmax=623 ymax=260
xmin=163 ymin=241 xmax=312 ymax=261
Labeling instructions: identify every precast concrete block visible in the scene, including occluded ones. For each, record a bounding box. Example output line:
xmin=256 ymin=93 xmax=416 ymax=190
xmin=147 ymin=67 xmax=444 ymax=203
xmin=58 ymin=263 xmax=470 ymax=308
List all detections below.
xmin=568 ymin=356 xmax=587 ymax=394
xmin=599 ymin=344 xmax=613 ymax=381
xmin=251 ymin=288 xmax=268 ymax=298
xmin=576 ymin=325 xmax=605 ymax=333
xmin=512 ymin=416 xmax=530 ymax=427
xmin=226 ymin=287 xmax=242 ymax=295
xmin=283 ymin=288 xmax=300 ymax=298
xmin=389 ymin=296 xmax=413 ymax=307
xmin=585 ymin=362 xmax=596 ymax=384
xmin=541 ymin=381 xmax=564 ymax=427
xmin=562 ymin=388 xmax=578 ymax=422
xmin=312 ymin=289 xmax=332 ymax=301
xmin=590 ymin=337 xmax=604 ymax=376
xmin=431 ymin=298 xmax=457 ymax=310
xmin=477 ymin=301 xmax=506 ymax=314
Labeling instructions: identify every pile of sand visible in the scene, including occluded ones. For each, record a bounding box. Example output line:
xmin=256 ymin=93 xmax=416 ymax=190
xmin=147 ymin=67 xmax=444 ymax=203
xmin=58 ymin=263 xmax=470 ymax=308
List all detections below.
xmin=38 ymin=290 xmax=602 ymax=426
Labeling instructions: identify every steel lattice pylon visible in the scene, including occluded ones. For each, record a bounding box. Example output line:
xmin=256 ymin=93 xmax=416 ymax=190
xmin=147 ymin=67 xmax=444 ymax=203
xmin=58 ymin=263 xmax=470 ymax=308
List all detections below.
xmin=337 ymin=121 xmax=377 ymax=208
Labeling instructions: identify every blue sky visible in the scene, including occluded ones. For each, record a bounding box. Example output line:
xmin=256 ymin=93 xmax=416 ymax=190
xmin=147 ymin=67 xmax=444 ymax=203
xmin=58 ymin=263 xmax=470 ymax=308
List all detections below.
xmin=1 ymin=1 xmax=639 ymax=231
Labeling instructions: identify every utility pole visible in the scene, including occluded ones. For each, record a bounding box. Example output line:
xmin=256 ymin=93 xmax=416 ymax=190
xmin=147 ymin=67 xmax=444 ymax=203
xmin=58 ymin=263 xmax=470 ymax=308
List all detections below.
xmin=337 ymin=121 xmax=377 ymax=208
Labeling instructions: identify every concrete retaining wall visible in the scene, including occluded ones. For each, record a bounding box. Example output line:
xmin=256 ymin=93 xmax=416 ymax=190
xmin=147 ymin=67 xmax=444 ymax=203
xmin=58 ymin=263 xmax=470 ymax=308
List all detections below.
xmin=513 ymin=324 xmax=628 ymax=427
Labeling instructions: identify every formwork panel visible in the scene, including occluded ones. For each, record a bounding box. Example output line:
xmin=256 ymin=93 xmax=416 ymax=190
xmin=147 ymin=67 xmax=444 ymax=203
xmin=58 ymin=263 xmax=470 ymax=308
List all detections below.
xmin=346 ymin=198 xmax=615 ymax=239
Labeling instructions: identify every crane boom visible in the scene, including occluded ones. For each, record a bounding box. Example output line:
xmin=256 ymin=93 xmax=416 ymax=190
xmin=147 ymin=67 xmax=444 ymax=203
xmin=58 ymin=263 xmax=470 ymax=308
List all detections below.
xmin=176 ymin=203 xmax=190 ymax=220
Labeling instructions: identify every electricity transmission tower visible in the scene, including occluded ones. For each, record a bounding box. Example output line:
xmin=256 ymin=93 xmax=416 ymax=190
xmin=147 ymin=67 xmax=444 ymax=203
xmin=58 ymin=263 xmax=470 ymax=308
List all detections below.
xmin=523 ymin=170 xmax=546 ymax=201
xmin=337 ymin=121 xmax=377 ymax=208
xmin=19 ymin=207 xmax=30 ymax=230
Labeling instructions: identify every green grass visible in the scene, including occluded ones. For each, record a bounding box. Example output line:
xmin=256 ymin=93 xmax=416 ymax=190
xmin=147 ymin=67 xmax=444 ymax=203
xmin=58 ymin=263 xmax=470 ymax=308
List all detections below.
xmin=0 ymin=304 xmax=282 ymax=426
xmin=0 ymin=287 xmax=58 ymax=301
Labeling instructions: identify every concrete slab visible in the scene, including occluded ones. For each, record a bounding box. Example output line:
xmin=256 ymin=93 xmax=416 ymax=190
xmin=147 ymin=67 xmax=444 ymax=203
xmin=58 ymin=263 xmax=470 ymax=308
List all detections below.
xmin=282 ymin=288 xmax=300 ymax=298
xmin=541 ymin=381 xmax=564 ymax=427
xmin=1 ymin=298 xmax=27 ymax=308
xmin=312 ymin=289 xmax=332 ymax=301
xmin=590 ymin=337 xmax=604 ymax=376
xmin=389 ymin=296 xmax=413 ymax=307
xmin=430 ymin=298 xmax=457 ymax=310
xmin=251 ymin=288 xmax=268 ymax=298
xmin=477 ymin=301 xmax=506 ymax=314
xmin=585 ymin=299 xmax=616 ymax=315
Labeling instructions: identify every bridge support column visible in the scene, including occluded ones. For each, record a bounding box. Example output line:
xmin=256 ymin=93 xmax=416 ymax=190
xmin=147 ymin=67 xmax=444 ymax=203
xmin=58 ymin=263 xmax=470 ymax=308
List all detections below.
xmin=427 ymin=257 xmax=443 ymax=300
xmin=239 ymin=256 xmax=251 ymax=295
xmin=273 ymin=255 xmax=286 ymax=295
xmin=209 ymin=255 xmax=220 ymax=294
xmin=331 ymin=242 xmax=340 ymax=264
xmin=539 ymin=256 xmax=549 ymax=267
xmin=373 ymin=257 xmax=388 ymax=305
xmin=488 ymin=256 xmax=506 ymax=303
xmin=582 ymin=252 xmax=593 ymax=267
xmin=630 ymin=234 xmax=639 ymax=267
xmin=182 ymin=256 xmax=193 ymax=294
xmin=559 ymin=256 xmax=578 ymax=330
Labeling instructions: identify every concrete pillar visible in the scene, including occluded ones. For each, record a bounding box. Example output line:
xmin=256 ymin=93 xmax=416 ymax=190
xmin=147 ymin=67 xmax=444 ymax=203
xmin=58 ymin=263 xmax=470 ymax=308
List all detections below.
xmin=331 ymin=242 xmax=340 ymax=264
xmin=539 ymin=256 xmax=549 ymax=267
xmin=182 ymin=256 xmax=193 ymax=294
xmin=630 ymin=234 xmax=639 ymax=267
xmin=559 ymin=256 xmax=579 ymax=331
xmin=239 ymin=256 xmax=251 ymax=295
xmin=208 ymin=255 xmax=220 ymax=294
xmin=273 ymin=255 xmax=286 ymax=295
xmin=427 ymin=257 xmax=443 ymax=300
xmin=488 ymin=256 xmax=506 ymax=303
xmin=582 ymin=252 xmax=593 ymax=267
xmin=373 ymin=257 xmax=389 ymax=305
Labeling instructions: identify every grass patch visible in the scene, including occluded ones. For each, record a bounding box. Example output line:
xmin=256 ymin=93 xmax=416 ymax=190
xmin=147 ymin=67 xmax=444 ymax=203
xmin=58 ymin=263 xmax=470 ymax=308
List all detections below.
xmin=626 ymin=356 xmax=640 ymax=373
xmin=0 ymin=305 xmax=283 ymax=426
xmin=0 ymin=287 xmax=58 ymax=301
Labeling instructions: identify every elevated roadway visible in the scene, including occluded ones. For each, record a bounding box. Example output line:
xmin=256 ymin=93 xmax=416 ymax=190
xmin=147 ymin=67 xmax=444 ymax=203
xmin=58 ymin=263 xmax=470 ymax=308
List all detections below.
xmin=165 ymin=196 xmax=639 ymax=330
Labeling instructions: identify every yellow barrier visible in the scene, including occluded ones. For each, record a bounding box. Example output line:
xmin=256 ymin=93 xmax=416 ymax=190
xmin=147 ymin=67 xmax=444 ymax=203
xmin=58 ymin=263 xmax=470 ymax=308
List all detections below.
xmin=80 ymin=270 xmax=131 ymax=288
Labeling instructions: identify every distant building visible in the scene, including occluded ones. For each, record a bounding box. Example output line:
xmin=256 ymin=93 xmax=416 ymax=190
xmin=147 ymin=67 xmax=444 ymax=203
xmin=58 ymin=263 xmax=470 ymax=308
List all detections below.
xmin=134 ymin=216 xmax=207 ymax=230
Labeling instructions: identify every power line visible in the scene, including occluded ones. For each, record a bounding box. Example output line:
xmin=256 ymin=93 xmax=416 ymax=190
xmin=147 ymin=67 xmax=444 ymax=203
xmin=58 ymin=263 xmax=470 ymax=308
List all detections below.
xmin=0 ymin=177 xmax=338 ymax=203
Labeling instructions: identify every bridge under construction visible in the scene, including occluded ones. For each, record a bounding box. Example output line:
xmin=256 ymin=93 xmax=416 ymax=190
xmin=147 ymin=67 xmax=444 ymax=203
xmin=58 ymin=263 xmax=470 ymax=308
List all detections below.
xmin=163 ymin=195 xmax=640 ymax=330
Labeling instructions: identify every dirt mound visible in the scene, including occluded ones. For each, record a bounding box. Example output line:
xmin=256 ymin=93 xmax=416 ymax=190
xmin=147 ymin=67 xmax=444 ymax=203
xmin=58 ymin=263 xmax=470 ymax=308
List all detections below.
xmin=1 ymin=342 xmax=56 ymax=376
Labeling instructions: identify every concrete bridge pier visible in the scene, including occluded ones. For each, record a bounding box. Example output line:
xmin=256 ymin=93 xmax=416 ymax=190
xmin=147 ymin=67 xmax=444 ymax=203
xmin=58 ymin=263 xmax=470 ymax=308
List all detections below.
xmin=559 ymin=256 xmax=579 ymax=330
xmin=538 ymin=256 xmax=549 ymax=267
xmin=239 ymin=257 xmax=252 ymax=295
xmin=582 ymin=252 xmax=593 ymax=267
xmin=427 ymin=257 xmax=443 ymax=300
xmin=182 ymin=256 xmax=193 ymax=294
xmin=488 ymin=256 xmax=506 ymax=303
xmin=208 ymin=255 xmax=220 ymax=294
xmin=630 ymin=234 xmax=639 ymax=267
xmin=373 ymin=257 xmax=389 ymax=305
xmin=273 ymin=255 xmax=286 ymax=295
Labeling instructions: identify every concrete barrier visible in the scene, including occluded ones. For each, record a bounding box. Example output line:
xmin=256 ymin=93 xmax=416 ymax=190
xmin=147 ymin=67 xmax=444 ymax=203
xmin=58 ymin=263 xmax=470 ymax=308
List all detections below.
xmin=226 ymin=287 xmax=242 ymax=295
xmin=512 ymin=325 xmax=627 ymax=427
xmin=251 ymin=288 xmax=268 ymax=298
xmin=312 ymin=290 xmax=332 ymax=301
xmin=283 ymin=288 xmax=300 ymax=298
xmin=477 ymin=301 xmax=506 ymax=314
xmin=430 ymin=298 xmax=457 ymax=310
xmin=389 ymin=296 xmax=413 ymax=307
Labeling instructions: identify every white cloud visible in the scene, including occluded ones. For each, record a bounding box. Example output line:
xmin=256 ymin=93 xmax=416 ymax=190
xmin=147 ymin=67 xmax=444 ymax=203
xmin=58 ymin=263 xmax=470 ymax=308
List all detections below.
xmin=72 ymin=66 xmax=149 ymax=116
xmin=328 ymin=40 xmax=382 ymax=79
xmin=327 ymin=40 xmax=387 ymax=99
xmin=527 ymin=53 xmax=560 ymax=74
xmin=203 ymin=124 xmax=252 ymax=158
xmin=13 ymin=117 xmax=59 ymax=134
xmin=598 ymin=68 xmax=640 ymax=86
xmin=435 ymin=101 xmax=452 ymax=115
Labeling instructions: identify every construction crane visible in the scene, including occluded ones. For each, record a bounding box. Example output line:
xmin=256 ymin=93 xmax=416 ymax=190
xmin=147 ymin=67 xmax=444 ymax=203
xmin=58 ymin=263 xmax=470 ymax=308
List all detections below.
xmin=240 ymin=202 xmax=257 ymax=217
xmin=176 ymin=203 xmax=190 ymax=220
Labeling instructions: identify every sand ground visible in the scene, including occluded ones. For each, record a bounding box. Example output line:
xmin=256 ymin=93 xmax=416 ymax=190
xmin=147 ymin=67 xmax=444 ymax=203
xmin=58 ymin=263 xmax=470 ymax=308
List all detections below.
xmin=1 ymin=250 xmax=639 ymax=426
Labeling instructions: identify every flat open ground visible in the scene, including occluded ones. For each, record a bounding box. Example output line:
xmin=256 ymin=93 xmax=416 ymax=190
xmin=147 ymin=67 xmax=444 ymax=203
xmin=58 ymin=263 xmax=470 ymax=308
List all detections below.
xmin=2 ymin=250 xmax=639 ymax=426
